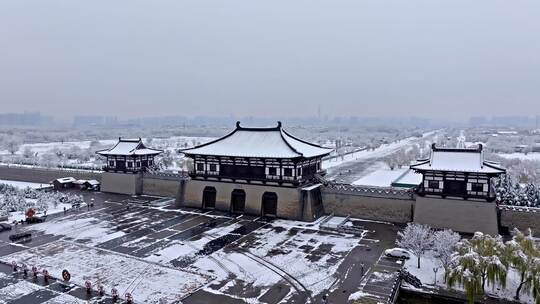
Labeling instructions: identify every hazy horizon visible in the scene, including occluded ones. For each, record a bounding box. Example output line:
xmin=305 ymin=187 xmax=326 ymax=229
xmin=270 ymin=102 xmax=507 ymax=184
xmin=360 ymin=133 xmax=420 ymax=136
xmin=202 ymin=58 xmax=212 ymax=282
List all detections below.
xmin=1 ymin=0 xmax=539 ymax=119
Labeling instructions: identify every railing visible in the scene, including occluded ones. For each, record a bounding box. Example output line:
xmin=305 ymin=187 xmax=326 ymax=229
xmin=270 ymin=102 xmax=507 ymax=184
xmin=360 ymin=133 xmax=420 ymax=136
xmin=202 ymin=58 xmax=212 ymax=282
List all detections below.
xmin=143 ymin=171 xmax=190 ymax=180
xmin=498 ymin=205 xmax=540 ymax=213
xmin=323 ymin=182 xmax=415 ymax=200
xmin=189 ymin=173 xmax=306 ymax=184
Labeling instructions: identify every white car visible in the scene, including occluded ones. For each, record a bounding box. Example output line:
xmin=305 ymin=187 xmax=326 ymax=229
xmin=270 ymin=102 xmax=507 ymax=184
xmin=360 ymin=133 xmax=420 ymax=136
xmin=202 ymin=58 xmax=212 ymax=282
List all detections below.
xmin=384 ymin=248 xmax=411 ymax=259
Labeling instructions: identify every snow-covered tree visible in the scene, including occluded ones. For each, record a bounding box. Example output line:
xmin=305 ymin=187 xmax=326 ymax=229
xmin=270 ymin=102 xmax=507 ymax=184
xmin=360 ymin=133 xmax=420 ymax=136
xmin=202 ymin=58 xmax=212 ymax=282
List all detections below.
xmin=446 ymin=232 xmax=508 ymax=303
xmin=396 ymin=223 xmax=434 ymax=268
xmin=39 ymin=153 xmax=58 ymax=168
xmin=505 ymin=228 xmax=540 ymax=301
xmin=22 ymin=147 xmax=34 ymax=159
xmin=432 ymin=229 xmax=461 ymax=281
xmin=4 ymin=136 xmax=22 ymax=155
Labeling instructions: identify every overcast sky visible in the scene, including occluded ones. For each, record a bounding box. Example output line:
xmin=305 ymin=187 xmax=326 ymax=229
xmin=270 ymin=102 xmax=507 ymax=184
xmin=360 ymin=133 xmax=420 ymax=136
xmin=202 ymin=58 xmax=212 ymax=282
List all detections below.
xmin=0 ymin=0 xmax=539 ymax=120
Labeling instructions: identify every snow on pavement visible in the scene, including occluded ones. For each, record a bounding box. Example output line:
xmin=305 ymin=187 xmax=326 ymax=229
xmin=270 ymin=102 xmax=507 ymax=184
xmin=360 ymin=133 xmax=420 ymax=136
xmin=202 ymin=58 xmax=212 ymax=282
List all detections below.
xmin=1 ymin=241 xmax=212 ymax=304
xmin=42 ymin=293 xmax=89 ymax=304
xmin=22 ymin=215 xmax=126 ymax=246
xmin=0 ymin=279 xmax=42 ymax=304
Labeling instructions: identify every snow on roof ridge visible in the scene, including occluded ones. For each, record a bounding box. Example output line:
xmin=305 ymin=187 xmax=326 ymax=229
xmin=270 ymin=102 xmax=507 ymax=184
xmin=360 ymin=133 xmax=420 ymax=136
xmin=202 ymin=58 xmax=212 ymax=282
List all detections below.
xmin=181 ymin=121 xmax=332 ymax=158
xmin=96 ymin=137 xmax=162 ymax=156
xmin=411 ymin=143 xmax=504 ymax=174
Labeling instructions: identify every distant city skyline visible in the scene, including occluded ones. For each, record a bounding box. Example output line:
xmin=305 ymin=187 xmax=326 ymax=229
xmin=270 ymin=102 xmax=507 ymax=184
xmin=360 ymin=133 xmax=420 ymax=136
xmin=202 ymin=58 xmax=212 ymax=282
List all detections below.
xmin=1 ymin=1 xmax=539 ymax=119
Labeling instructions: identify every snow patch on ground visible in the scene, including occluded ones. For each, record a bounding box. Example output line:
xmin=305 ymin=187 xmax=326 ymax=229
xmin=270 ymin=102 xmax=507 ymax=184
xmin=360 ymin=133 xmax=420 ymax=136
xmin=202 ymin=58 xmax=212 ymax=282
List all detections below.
xmin=0 ymin=280 xmax=41 ymax=303
xmin=21 ymin=215 xmax=126 ymax=246
xmin=1 ymin=241 xmax=212 ymax=304
xmin=42 ymin=293 xmax=89 ymax=304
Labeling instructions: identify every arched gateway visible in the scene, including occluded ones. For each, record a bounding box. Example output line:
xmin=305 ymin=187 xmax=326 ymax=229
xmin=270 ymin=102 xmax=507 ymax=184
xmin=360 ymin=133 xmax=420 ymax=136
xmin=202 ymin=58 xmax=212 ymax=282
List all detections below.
xmin=230 ymin=189 xmax=246 ymax=213
xmin=180 ymin=121 xmax=333 ymax=221
xmin=202 ymin=186 xmax=216 ymax=209
xmin=261 ymin=192 xmax=278 ymax=217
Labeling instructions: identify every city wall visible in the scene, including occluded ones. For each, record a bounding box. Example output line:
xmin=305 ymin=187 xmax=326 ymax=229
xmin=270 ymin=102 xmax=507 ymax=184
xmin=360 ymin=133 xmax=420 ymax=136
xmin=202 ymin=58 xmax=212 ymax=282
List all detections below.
xmin=2 ymin=166 xmax=540 ymax=234
xmin=414 ymin=196 xmax=499 ymax=235
xmin=499 ymin=206 xmax=540 ymax=235
xmin=321 ymin=185 xmax=414 ymax=224
xmin=141 ymin=173 xmax=183 ymax=197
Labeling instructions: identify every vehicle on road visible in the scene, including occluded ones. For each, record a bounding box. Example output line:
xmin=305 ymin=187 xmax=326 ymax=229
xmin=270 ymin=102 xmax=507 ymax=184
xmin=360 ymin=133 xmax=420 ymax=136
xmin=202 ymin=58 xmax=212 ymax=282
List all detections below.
xmin=0 ymin=223 xmax=12 ymax=232
xmin=384 ymin=248 xmax=411 ymax=259
xmin=26 ymin=216 xmax=46 ymax=224
xmin=9 ymin=232 xmax=32 ymax=242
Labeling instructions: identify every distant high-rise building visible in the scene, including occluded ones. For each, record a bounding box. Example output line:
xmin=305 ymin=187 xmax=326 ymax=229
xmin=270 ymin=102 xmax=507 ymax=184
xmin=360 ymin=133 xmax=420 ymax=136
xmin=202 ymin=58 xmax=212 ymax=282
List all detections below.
xmin=0 ymin=112 xmax=50 ymax=126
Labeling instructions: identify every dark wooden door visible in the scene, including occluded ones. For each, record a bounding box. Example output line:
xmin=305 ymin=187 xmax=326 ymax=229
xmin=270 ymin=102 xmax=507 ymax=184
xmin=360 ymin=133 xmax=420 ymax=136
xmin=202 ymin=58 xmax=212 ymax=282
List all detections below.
xmin=262 ymin=192 xmax=278 ymax=217
xmin=231 ymin=189 xmax=246 ymax=213
xmin=202 ymin=187 xmax=216 ymax=209
xmin=443 ymin=180 xmax=467 ymax=197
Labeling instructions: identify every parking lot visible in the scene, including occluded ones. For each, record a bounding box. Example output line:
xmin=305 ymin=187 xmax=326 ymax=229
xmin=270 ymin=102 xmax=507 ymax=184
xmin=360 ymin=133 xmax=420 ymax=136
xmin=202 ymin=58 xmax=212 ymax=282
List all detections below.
xmin=0 ymin=191 xmax=400 ymax=303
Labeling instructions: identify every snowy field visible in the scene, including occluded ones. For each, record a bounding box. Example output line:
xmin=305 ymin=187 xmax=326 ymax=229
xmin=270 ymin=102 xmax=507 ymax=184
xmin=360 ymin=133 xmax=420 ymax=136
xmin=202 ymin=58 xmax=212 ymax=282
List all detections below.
xmin=498 ymin=152 xmax=540 ymax=161
xmin=0 ymin=135 xmax=215 ymax=172
xmin=352 ymin=165 xmax=407 ymax=187
xmin=351 ymin=166 xmax=422 ymax=187
xmin=0 ymin=179 xmax=50 ymax=190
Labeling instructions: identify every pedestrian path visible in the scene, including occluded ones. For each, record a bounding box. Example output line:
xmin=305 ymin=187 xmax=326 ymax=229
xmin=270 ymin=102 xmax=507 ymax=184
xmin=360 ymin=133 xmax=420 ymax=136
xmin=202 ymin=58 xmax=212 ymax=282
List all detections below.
xmin=354 ymin=255 xmax=404 ymax=304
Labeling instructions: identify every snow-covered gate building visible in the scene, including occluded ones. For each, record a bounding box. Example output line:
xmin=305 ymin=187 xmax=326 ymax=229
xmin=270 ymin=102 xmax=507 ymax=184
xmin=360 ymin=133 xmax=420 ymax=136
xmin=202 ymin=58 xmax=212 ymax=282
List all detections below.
xmin=410 ymin=144 xmax=505 ymax=234
xmin=179 ymin=122 xmax=333 ymax=220
xmin=96 ymin=138 xmax=163 ymax=195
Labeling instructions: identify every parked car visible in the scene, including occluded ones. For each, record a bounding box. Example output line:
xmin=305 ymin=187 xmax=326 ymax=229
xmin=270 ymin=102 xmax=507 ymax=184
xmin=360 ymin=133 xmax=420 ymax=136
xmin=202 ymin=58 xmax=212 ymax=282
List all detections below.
xmin=0 ymin=223 xmax=12 ymax=232
xmin=9 ymin=232 xmax=32 ymax=242
xmin=26 ymin=216 xmax=45 ymax=224
xmin=384 ymin=248 xmax=411 ymax=259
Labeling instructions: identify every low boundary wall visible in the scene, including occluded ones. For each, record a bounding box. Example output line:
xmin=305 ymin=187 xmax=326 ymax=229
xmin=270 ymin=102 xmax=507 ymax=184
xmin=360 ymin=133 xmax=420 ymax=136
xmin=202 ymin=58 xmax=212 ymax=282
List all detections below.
xmin=141 ymin=172 xmax=187 ymax=197
xmin=2 ymin=166 xmax=540 ymax=234
xmin=321 ymin=184 xmax=414 ymax=224
xmin=414 ymin=196 xmax=499 ymax=235
xmin=499 ymin=205 xmax=540 ymax=235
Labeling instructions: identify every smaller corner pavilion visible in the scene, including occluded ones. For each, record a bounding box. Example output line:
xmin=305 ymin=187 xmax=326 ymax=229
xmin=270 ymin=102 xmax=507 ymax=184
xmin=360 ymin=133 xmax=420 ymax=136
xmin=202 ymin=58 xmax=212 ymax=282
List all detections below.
xmin=410 ymin=143 xmax=505 ymax=201
xmin=96 ymin=138 xmax=163 ymax=173
xmin=180 ymin=121 xmax=333 ymax=186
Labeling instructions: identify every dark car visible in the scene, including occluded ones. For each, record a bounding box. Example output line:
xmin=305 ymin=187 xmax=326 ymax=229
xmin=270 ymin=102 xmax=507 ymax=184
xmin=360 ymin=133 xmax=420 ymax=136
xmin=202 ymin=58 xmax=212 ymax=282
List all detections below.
xmin=9 ymin=232 xmax=32 ymax=242
xmin=26 ymin=216 xmax=45 ymax=224
xmin=0 ymin=223 xmax=12 ymax=232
